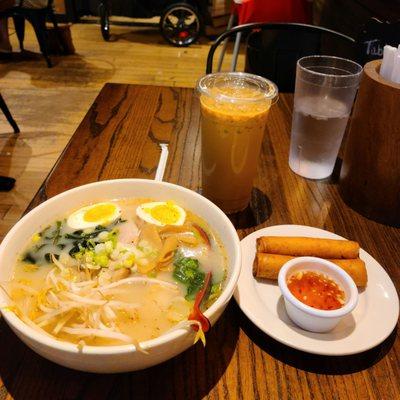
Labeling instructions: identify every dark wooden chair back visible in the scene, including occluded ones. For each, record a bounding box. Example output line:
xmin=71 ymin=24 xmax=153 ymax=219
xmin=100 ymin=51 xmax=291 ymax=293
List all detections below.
xmin=206 ymin=23 xmax=356 ymax=92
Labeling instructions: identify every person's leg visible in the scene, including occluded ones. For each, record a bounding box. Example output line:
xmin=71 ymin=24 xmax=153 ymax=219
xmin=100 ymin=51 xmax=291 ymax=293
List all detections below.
xmin=0 ymin=17 xmax=12 ymax=53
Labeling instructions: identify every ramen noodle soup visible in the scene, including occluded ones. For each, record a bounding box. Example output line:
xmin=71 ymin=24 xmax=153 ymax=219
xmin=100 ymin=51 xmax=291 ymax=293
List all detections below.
xmin=4 ymin=199 xmax=227 ymax=349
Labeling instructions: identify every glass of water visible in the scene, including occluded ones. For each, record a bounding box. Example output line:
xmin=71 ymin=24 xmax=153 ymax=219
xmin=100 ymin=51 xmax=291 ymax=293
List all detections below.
xmin=289 ymin=56 xmax=362 ymax=179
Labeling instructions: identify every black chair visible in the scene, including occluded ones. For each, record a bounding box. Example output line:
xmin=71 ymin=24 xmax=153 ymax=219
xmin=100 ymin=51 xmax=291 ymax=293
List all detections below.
xmin=206 ymin=22 xmax=356 ymax=92
xmin=0 ymin=93 xmax=20 ymax=134
xmin=1 ymin=0 xmax=62 ymax=68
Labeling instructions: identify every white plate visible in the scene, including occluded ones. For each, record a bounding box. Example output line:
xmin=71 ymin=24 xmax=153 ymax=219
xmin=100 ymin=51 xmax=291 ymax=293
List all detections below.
xmin=234 ymin=224 xmax=399 ymax=356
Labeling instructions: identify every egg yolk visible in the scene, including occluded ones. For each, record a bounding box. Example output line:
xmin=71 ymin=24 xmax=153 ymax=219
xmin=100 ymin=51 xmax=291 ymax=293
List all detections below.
xmin=146 ymin=203 xmax=180 ymax=225
xmin=83 ymin=204 xmax=116 ymax=222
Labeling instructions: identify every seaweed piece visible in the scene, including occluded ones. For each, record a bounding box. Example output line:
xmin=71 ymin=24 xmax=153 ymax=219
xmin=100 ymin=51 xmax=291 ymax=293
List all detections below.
xmin=35 ymin=243 xmax=46 ymax=252
xmin=22 ymin=253 xmax=36 ymax=264
xmin=38 ymin=225 xmax=51 ymax=238
xmin=69 ymin=244 xmax=80 ymax=257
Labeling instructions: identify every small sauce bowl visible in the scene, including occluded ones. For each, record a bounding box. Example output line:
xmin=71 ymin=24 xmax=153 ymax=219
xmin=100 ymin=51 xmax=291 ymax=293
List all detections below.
xmin=278 ymin=257 xmax=358 ymax=333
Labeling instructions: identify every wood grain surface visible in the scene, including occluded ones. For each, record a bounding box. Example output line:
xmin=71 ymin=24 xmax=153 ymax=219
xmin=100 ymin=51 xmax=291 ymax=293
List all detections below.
xmin=1 ymin=84 xmax=399 ymax=400
xmin=340 ymin=59 xmax=400 ymax=226
xmin=0 ymin=21 xmax=245 ymax=243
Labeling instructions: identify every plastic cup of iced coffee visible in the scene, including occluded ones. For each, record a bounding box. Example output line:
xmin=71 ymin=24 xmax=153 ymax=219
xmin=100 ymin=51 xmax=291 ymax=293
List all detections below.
xmin=197 ymin=72 xmax=278 ymax=214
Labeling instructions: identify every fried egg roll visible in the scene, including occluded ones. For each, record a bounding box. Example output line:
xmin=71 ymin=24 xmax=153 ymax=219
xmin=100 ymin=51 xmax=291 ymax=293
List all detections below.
xmin=256 ymin=237 xmax=360 ymax=259
xmin=253 ymin=253 xmax=367 ymax=287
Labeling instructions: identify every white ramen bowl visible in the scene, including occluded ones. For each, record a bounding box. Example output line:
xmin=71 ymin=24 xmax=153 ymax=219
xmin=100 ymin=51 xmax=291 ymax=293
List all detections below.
xmin=0 ymin=179 xmax=241 ymax=373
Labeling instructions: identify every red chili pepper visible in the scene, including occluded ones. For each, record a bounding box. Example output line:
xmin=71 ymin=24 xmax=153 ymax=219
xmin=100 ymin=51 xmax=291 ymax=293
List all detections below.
xmin=192 ymin=223 xmax=211 ymax=248
xmin=189 ymin=271 xmax=212 ymax=332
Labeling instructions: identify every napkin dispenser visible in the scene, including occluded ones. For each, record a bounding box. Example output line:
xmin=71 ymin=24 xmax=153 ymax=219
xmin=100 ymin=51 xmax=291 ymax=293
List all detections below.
xmin=339 ymin=59 xmax=400 ymax=227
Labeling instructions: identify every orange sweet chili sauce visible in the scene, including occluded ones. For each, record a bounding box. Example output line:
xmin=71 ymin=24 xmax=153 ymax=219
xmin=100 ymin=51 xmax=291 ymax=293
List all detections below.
xmin=287 ymin=271 xmax=345 ymax=310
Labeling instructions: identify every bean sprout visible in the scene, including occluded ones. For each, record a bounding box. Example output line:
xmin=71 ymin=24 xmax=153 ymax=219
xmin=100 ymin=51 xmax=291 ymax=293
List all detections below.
xmin=6 ymin=251 xmax=197 ymax=351
xmin=60 ymin=327 xmax=133 ymax=343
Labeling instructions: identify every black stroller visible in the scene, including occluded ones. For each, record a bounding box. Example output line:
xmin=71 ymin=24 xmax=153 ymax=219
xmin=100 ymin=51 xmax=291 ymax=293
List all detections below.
xmin=98 ymin=0 xmax=210 ymax=46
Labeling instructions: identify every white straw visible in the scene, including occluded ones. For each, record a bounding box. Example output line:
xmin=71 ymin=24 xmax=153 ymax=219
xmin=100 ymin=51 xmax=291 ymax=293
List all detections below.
xmin=155 ymin=143 xmax=169 ymax=182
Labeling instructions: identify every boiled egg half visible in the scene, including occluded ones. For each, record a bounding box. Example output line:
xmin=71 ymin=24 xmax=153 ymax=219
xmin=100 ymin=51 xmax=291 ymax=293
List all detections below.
xmin=136 ymin=201 xmax=186 ymax=226
xmin=67 ymin=202 xmax=121 ymax=230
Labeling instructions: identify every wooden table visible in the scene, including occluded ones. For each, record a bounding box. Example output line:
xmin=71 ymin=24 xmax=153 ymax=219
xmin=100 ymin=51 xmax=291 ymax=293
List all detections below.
xmin=1 ymin=83 xmax=399 ymax=400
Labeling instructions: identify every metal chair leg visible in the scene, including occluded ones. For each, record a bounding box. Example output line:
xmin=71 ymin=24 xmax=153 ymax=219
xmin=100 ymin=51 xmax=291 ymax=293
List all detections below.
xmin=0 ymin=94 xmax=20 ymax=134
xmin=13 ymin=15 xmax=25 ymax=51
xmin=217 ymin=13 xmax=235 ymax=72
xmin=27 ymin=13 xmax=53 ymax=67
xmin=230 ymin=31 xmax=242 ymax=71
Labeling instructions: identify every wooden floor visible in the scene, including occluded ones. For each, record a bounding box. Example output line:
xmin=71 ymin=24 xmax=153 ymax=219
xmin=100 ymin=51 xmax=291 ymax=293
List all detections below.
xmin=0 ymin=22 xmax=243 ymax=241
